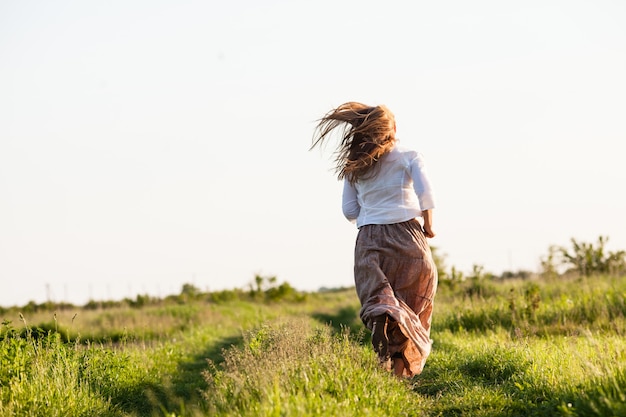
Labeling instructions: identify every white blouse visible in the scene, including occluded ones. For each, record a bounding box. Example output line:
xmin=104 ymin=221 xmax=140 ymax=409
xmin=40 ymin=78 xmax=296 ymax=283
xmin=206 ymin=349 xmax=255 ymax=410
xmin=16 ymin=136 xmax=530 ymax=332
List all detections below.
xmin=342 ymin=145 xmax=435 ymax=228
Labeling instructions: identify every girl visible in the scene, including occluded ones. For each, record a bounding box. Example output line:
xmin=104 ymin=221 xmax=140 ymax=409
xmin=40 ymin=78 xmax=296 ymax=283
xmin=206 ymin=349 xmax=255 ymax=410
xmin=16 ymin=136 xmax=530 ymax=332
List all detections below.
xmin=311 ymin=102 xmax=438 ymax=377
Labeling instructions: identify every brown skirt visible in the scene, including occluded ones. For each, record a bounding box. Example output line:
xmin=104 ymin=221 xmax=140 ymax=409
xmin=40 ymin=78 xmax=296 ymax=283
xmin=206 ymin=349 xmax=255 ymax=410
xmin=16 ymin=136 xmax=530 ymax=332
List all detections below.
xmin=354 ymin=218 xmax=438 ymax=376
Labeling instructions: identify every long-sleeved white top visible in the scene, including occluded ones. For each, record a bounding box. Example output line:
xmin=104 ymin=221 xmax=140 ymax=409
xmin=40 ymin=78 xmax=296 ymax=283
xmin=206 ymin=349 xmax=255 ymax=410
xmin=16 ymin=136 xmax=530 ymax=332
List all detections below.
xmin=342 ymin=145 xmax=435 ymax=228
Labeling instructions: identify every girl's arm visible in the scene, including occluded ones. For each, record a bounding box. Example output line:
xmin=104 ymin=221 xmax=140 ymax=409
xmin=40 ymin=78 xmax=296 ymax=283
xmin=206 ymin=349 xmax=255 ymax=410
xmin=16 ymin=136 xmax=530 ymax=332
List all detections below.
xmin=342 ymin=180 xmax=360 ymax=223
xmin=422 ymin=209 xmax=435 ymax=238
xmin=410 ymin=153 xmax=435 ymax=212
xmin=410 ymin=153 xmax=436 ymax=238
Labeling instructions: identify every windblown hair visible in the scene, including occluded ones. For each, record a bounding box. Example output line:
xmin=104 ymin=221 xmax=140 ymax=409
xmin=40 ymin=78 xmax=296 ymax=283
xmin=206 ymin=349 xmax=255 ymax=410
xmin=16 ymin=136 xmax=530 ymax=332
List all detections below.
xmin=311 ymin=102 xmax=396 ymax=183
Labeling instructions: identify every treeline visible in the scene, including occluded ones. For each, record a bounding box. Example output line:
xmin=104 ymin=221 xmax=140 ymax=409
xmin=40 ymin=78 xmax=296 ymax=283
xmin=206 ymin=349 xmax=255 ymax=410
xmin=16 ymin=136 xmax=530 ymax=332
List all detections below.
xmin=434 ymin=235 xmax=626 ymax=282
xmin=4 ymin=235 xmax=625 ymax=315
xmin=0 ymin=275 xmax=305 ymax=315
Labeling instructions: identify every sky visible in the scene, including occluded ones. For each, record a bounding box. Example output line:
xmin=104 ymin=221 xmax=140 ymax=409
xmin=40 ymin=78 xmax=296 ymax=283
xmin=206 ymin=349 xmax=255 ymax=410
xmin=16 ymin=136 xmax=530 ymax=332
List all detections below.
xmin=1 ymin=0 xmax=625 ymax=307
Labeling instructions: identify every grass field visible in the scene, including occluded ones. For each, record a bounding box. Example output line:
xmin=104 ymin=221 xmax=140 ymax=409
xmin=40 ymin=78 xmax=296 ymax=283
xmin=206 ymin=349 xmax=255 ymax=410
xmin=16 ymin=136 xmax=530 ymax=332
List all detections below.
xmin=1 ymin=274 xmax=626 ymax=416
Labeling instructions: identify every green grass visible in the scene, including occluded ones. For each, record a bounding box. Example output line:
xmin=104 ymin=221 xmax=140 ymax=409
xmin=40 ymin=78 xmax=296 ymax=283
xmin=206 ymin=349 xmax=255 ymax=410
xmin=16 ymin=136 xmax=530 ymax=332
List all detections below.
xmin=2 ymin=275 xmax=626 ymax=416
xmin=201 ymin=317 xmax=422 ymax=416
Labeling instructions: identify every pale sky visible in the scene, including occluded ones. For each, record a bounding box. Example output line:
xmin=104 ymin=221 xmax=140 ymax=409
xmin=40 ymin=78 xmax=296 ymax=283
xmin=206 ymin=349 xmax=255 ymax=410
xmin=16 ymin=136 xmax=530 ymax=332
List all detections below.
xmin=1 ymin=0 xmax=625 ymax=307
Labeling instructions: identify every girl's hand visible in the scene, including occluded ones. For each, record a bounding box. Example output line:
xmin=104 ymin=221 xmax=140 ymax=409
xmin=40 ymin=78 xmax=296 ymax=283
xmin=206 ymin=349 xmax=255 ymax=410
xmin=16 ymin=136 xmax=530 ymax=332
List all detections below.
xmin=423 ymin=224 xmax=436 ymax=238
xmin=421 ymin=210 xmax=436 ymax=238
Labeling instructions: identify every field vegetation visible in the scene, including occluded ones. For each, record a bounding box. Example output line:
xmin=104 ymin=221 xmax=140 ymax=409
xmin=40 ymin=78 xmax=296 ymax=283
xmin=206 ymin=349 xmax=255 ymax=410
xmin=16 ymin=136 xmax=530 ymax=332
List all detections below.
xmin=1 ymin=237 xmax=626 ymax=416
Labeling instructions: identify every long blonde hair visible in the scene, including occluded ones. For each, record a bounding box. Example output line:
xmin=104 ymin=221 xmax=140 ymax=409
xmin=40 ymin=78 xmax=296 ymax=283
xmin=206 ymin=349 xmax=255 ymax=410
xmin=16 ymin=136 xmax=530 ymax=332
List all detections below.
xmin=311 ymin=102 xmax=396 ymax=183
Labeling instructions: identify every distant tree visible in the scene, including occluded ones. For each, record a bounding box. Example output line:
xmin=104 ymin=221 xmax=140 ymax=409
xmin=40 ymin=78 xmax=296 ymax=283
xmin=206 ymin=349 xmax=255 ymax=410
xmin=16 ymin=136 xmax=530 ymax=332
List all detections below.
xmin=607 ymin=249 xmax=626 ymax=276
xmin=247 ymin=275 xmax=304 ymax=302
xmin=181 ymin=283 xmax=201 ymax=297
xmin=449 ymin=266 xmax=464 ymax=281
xmin=249 ymin=275 xmax=279 ymax=298
xmin=265 ymin=282 xmax=298 ymax=301
xmin=468 ymin=264 xmax=492 ymax=281
xmin=254 ymin=275 xmax=264 ymax=293
xmin=559 ymin=236 xmax=626 ymax=276
xmin=464 ymin=264 xmax=497 ymax=299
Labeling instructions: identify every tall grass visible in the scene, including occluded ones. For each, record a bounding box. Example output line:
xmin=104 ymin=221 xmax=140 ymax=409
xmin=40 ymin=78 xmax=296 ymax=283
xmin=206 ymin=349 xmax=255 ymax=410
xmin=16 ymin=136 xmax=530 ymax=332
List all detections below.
xmin=0 ymin=332 xmax=114 ymax=416
xmin=0 ymin=290 xmax=357 ymax=416
xmin=435 ymin=274 xmax=626 ymax=336
xmin=202 ymin=317 xmax=423 ymax=416
xmin=1 ymin=275 xmax=626 ymax=416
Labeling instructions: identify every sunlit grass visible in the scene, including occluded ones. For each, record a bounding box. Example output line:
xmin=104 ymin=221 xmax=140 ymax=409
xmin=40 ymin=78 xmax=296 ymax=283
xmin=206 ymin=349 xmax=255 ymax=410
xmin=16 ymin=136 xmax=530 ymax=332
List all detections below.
xmin=202 ymin=317 xmax=427 ymax=416
xmin=1 ymin=275 xmax=626 ymax=416
xmin=434 ymin=275 xmax=626 ymax=336
xmin=418 ymin=330 xmax=626 ymax=416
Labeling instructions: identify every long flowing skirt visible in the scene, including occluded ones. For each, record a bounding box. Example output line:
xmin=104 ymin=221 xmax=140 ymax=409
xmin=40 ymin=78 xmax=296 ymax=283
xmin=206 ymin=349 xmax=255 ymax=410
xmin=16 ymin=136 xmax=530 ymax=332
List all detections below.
xmin=354 ymin=218 xmax=438 ymax=376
